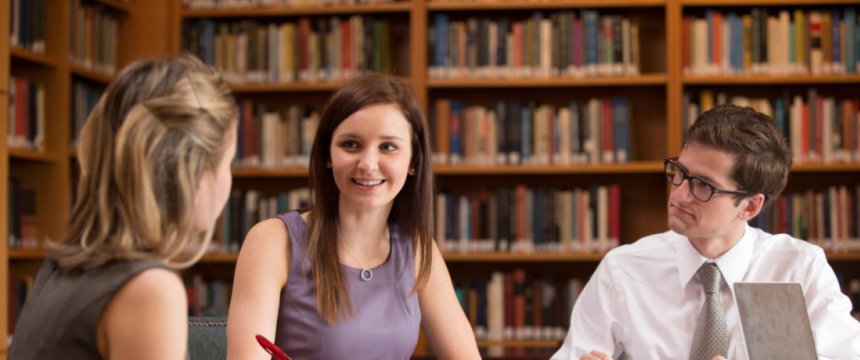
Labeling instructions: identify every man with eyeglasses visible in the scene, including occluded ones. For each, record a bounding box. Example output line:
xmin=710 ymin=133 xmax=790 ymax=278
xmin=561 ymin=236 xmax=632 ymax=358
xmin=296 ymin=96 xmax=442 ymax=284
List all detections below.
xmin=551 ymin=105 xmax=860 ymax=360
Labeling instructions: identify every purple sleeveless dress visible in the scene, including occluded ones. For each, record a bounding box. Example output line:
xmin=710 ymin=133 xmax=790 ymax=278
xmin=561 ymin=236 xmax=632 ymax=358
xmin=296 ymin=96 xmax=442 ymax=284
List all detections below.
xmin=273 ymin=211 xmax=421 ymax=360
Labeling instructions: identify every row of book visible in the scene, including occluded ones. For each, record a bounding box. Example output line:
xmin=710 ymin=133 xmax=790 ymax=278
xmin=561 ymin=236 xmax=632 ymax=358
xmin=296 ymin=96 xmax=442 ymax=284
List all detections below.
xmin=233 ymin=102 xmax=320 ymax=169
xmin=436 ymin=185 xmax=621 ymax=254
xmin=683 ymin=89 xmax=860 ymax=164
xmin=183 ymin=0 xmax=398 ymax=8
xmin=429 ymin=12 xmax=641 ymax=80
xmin=8 ymin=275 xmax=34 ymax=337
xmin=69 ymin=0 xmax=121 ymax=76
xmin=458 ymin=270 xmax=582 ymax=342
xmin=432 ymin=97 xmax=632 ymax=167
xmin=7 ymin=179 xmax=39 ymax=250
xmin=209 ymin=187 xmax=311 ymax=254
xmin=185 ymin=275 xmax=232 ymax=318
xmin=9 ymin=0 xmax=45 ymax=53
xmin=683 ymin=7 xmax=860 ymax=76
xmin=71 ymin=80 xmax=105 ymax=146
xmin=183 ymin=16 xmax=393 ymax=85
xmin=749 ymin=185 xmax=860 ymax=253
xmin=7 ymin=76 xmax=45 ymax=152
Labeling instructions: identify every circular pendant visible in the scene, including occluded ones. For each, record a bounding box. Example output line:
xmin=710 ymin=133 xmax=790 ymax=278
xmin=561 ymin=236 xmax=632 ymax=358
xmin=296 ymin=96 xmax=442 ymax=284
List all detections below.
xmin=361 ymin=268 xmax=373 ymax=281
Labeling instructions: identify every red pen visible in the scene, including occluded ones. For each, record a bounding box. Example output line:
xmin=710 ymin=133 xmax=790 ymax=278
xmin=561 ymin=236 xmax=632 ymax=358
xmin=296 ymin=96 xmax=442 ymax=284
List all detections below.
xmin=255 ymin=334 xmax=293 ymax=360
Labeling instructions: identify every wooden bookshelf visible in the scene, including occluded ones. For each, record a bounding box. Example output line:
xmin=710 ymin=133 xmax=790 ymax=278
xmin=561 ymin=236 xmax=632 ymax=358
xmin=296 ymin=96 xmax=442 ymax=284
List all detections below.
xmin=7 ymin=149 xmax=60 ymax=163
xmin=7 ymin=249 xmax=45 ymax=261
xmin=443 ymin=252 xmax=606 ymax=262
xmin=91 ymin=0 xmax=133 ymax=12
xmin=70 ymin=65 xmax=114 ymax=84
xmin=683 ymin=74 xmax=860 ymax=85
xmin=427 ymin=74 xmax=668 ymax=88
xmin=427 ymin=0 xmax=666 ymax=10
xmin=475 ymin=340 xmax=561 ymax=347
xmin=682 ymin=0 xmax=860 ymax=5
xmin=790 ymin=163 xmax=860 ymax=173
xmin=230 ymin=82 xmax=344 ymax=93
xmin=181 ymin=2 xmax=413 ymax=17
xmin=9 ymin=47 xmax=58 ymax=67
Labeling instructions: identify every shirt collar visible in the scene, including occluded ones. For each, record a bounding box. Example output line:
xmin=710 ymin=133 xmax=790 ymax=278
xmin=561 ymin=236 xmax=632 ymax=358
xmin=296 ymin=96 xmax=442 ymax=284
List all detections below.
xmin=677 ymin=223 xmax=755 ymax=291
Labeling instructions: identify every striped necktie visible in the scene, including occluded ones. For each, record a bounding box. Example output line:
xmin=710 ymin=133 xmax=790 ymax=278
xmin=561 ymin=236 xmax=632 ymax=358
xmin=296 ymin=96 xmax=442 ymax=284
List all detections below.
xmin=690 ymin=263 xmax=728 ymax=360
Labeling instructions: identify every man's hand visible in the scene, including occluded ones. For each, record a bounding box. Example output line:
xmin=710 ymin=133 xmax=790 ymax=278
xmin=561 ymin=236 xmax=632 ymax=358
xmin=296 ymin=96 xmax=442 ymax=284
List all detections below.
xmin=580 ymin=350 xmax=613 ymax=360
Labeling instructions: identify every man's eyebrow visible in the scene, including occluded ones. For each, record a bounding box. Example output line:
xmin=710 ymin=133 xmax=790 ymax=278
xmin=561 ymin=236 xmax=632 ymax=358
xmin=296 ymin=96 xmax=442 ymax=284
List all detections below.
xmin=677 ymin=159 xmax=721 ymax=186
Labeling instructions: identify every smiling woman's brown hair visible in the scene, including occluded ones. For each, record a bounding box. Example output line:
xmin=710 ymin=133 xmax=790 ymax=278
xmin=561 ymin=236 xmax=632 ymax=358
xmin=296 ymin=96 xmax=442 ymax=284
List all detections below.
xmin=45 ymin=55 xmax=236 ymax=270
xmin=305 ymin=74 xmax=434 ymax=324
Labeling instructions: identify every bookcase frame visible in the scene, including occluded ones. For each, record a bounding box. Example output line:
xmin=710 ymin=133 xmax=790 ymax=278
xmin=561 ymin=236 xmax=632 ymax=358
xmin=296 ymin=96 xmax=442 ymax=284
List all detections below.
xmin=0 ymin=0 xmax=857 ymax=356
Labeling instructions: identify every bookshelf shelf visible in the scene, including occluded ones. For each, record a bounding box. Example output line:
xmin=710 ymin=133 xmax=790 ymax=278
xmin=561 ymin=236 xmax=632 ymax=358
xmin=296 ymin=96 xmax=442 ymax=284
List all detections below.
xmin=443 ymin=252 xmax=606 ymax=262
xmin=232 ymin=167 xmax=310 ymax=178
xmin=825 ymin=252 xmax=860 ymax=261
xmin=435 ymin=162 xmax=665 ymax=175
xmin=70 ymin=65 xmax=114 ymax=84
xmin=9 ymin=47 xmax=58 ymax=68
xmin=181 ymin=2 xmax=413 ymax=18
xmin=7 ymin=249 xmax=46 ymax=261
xmin=427 ymin=74 xmax=667 ymax=88
xmin=681 ymin=0 xmax=860 ymax=5
xmin=90 ymin=0 xmax=133 ymax=13
xmin=475 ymin=340 xmax=561 ymax=347
xmin=230 ymin=82 xmax=344 ymax=93
xmin=427 ymin=0 xmax=666 ymax=10
xmin=791 ymin=163 xmax=860 ymax=173
xmin=8 ymin=148 xmax=59 ymax=163
xmin=199 ymin=253 xmax=240 ymax=263
xmin=682 ymin=75 xmax=860 ymax=85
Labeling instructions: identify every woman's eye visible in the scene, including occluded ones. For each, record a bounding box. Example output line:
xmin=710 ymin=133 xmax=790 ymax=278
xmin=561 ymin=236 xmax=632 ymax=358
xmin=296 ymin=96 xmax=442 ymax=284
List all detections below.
xmin=341 ymin=141 xmax=358 ymax=149
xmin=381 ymin=143 xmax=398 ymax=151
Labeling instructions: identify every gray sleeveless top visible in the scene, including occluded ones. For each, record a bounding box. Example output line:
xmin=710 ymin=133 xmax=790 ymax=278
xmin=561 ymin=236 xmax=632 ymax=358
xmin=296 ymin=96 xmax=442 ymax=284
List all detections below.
xmin=274 ymin=211 xmax=421 ymax=360
xmin=8 ymin=258 xmax=175 ymax=360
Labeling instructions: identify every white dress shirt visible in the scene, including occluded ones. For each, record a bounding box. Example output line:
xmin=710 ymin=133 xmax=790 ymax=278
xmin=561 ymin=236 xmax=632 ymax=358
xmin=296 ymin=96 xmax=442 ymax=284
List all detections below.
xmin=551 ymin=223 xmax=860 ymax=360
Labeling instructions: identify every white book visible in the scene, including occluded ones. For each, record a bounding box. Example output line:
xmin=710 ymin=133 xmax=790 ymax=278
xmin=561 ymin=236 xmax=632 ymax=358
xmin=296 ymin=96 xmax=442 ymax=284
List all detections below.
xmin=779 ymin=11 xmax=790 ymax=75
xmin=489 ymin=22 xmax=498 ymax=78
xmin=540 ymin=19 xmax=552 ymax=78
xmin=558 ymin=107 xmax=571 ymax=165
xmin=695 ymin=20 xmax=708 ymax=75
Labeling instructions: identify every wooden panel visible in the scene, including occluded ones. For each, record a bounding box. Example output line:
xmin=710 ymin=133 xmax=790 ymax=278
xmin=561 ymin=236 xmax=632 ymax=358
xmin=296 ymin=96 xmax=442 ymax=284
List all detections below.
xmin=8 ymin=149 xmax=60 ymax=163
xmin=9 ymin=47 xmax=58 ymax=68
xmin=428 ymin=0 xmax=666 ymax=10
xmin=683 ymin=75 xmax=860 ymax=85
xmin=666 ymin=0 xmax=683 ymax=157
xmin=181 ymin=2 xmax=412 ymax=17
xmin=90 ymin=0 xmax=133 ymax=12
xmin=70 ymin=65 xmax=113 ymax=84
xmin=683 ymin=0 xmax=860 ymax=5
xmin=122 ymin=0 xmax=175 ymax=64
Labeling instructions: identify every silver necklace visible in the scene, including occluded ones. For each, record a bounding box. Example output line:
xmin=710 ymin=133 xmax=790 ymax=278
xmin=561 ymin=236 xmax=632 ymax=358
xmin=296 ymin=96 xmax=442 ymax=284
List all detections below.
xmin=343 ymin=231 xmax=386 ymax=281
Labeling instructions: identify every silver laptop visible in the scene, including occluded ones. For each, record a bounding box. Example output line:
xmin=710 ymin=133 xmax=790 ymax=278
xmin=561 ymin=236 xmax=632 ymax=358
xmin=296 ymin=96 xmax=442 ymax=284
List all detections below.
xmin=733 ymin=282 xmax=818 ymax=360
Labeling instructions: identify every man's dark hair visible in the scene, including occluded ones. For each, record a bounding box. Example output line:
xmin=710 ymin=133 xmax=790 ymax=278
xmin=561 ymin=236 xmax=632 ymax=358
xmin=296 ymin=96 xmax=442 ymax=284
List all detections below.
xmin=684 ymin=104 xmax=792 ymax=208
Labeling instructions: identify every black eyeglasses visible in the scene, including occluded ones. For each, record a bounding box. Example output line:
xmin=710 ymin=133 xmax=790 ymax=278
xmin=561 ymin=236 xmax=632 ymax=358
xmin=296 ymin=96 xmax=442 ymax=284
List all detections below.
xmin=664 ymin=157 xmax=750 ymax=202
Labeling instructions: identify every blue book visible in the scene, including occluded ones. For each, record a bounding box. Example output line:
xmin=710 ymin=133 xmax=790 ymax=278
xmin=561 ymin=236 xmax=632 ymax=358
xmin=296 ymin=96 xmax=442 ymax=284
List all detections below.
xmin=450 ymin=100 xmax=463 ymax=159
xmin=775 ymin=98 xmax=785 ymax=136
xmin=612 ymin=97 xmax=630 ymax=164
xmin=498 ymin=19 xmax=509 ymax=67
xmin=521 ymin=105 xmax=532 ymax=162
xmin=833 ymin=9 xmax=842 ymax=65
xmin=277 ymin=193 xmax=287 ymax=214
xmin=846 ymin=7 xmax=857 ymax=73
xmin=434 ymin=14 xmax=450 ymax=68
xmin=583 ymin=10 xmax=599 ymax=67
xmin=475 ymin=280 xmax=487 ymax=328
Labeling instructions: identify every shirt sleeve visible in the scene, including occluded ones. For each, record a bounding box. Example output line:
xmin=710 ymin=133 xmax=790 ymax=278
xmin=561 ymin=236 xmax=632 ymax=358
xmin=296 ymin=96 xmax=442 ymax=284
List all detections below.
xmin=803 ymin=249 xmax=860 ymax=360
xmin=551 ymin=256 xmax=627 ymax=360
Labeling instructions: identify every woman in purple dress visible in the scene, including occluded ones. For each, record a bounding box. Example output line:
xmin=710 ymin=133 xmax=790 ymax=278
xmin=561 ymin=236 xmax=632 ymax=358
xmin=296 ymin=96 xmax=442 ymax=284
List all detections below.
xmin=226 ymin=74 xmax=480 ymax=360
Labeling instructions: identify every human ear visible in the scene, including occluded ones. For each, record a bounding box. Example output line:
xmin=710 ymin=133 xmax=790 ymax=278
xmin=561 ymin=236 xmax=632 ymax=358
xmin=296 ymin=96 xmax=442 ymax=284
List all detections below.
xmin=737 ymin=194 xmax=766 ymax=221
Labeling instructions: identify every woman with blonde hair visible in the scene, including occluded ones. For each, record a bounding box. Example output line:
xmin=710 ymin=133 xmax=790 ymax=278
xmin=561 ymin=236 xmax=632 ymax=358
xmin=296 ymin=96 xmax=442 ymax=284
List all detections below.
xmin=8 ymin=55 xmax=237 ymax=360
xmin=227 ymin=74 xmax=480 ymax=359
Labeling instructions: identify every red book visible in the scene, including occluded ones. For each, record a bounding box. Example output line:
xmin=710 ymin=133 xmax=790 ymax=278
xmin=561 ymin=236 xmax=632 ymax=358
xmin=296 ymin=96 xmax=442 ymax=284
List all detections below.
xmin=713 ymin=12 xmax=722 ymax=66
xmin=341 ymin=19 xmax=351 ymax=78
xmin=844 ymin=100 xmax=853 ymax=157
xmin=682 ymin=18 xmax=692 ymax=70
xmin=242 ymin=101 xmax=255 ymax=160
xmin=602 ymin=98 xmax=614 ymax=163
xmin=513 ymin=23 xmax=522 ymax=68
xmin=504 ymin=273 xmax=515 ymax=329
xmin=801 ymin=104 xmax=809 ymax=160
xmin=609 ymin=185 xmax=621 ymax=243
xmin=298 ymin=18 xmax=310 ymax=77
xmin=815 ymin=97 xmax=823 ymax=160
xmin=513 ymin=269 xmax=526 ymax=330
xmin=574 ymin=19 xmax=583 ymax=68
